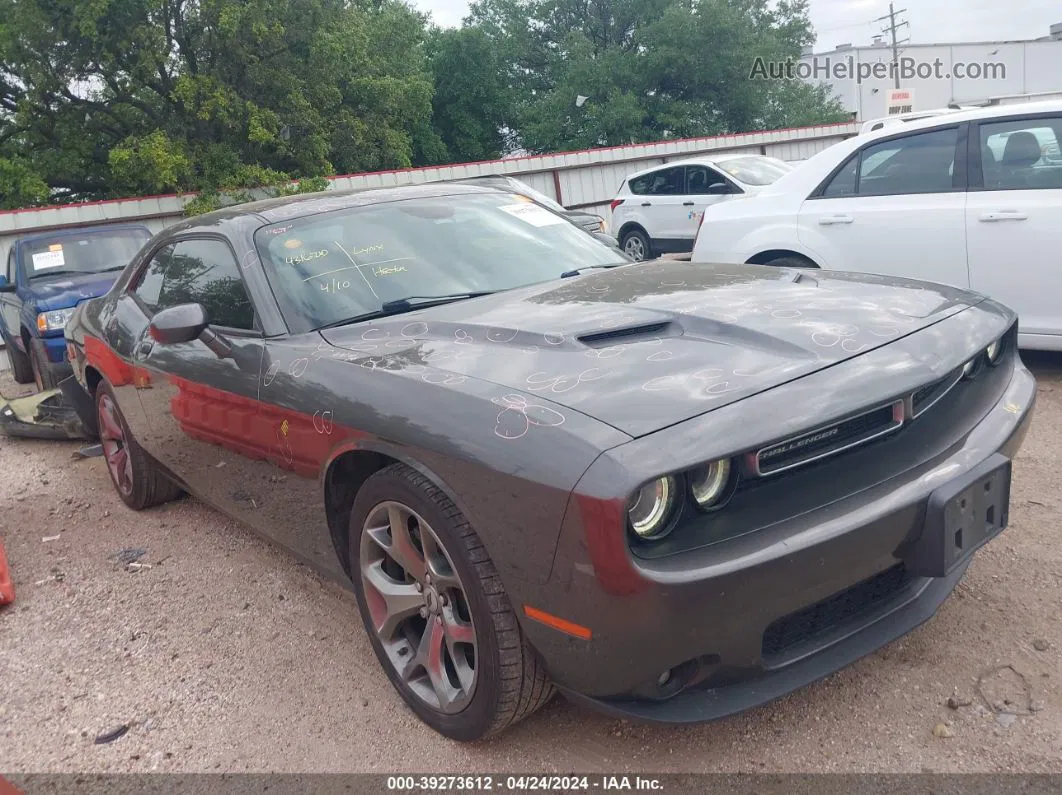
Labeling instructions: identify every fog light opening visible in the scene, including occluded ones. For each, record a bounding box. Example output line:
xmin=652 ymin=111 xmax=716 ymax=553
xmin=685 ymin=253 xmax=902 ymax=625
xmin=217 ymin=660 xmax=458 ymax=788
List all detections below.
xmin=657 ymin=669 xmax=672 ymax=687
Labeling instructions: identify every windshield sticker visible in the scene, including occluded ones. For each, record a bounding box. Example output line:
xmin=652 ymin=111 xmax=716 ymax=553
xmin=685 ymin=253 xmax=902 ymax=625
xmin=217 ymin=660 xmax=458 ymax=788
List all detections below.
xmin=283 ymin=238 xmax=303 ymax=249
xmin=31 ymin=250 xmax=65 ymax=270
xmin=499 ymin=203 xmax=567 ymax=227
xmin=48 ymin=244 xmax=63 ymax=252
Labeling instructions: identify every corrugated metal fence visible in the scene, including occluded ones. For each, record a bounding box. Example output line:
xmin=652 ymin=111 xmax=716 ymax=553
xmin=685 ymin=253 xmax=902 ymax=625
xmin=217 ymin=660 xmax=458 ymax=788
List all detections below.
xmin=0 ymin=121 xmax=857 ymax=369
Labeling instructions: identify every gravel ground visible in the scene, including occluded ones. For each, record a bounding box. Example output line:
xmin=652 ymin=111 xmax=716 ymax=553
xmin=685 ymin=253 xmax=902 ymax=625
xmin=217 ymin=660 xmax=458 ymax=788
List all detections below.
xmin=0 ymin=355 xmax=1060 ymax=774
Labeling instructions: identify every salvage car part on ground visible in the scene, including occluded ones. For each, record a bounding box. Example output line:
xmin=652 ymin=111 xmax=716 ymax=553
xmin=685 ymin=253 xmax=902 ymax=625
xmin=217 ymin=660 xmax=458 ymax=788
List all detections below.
xmin=0 ymin=382 xmax=92 ymax=440
xmin=63 ymin=181 xmax=1034 ymax=741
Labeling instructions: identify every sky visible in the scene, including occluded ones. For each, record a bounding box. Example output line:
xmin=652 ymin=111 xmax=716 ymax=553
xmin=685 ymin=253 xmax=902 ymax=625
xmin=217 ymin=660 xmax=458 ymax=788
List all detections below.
xmin=411 ymin=0 xmax=1062 ymax=50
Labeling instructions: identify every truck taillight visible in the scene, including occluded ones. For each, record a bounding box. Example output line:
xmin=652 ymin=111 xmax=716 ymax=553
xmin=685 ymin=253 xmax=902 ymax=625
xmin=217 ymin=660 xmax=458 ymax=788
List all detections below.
xmin=610 ymin=198 xmax=624 ymax=212
xmin=692 ymin=209 xmax=707 ymax=248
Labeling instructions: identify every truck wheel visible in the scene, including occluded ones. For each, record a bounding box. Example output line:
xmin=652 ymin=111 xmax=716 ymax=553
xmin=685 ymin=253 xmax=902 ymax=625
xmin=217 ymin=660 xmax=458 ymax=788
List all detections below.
xmin=6 ymin=340 xmax=33 ymax=385
xmin=29 ymin=339 xmax=59 ymax=392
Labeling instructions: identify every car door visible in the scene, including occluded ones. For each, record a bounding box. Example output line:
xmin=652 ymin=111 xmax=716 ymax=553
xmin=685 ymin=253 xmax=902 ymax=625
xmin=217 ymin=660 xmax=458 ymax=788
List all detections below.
xmin=684 ymin=165 xmax=741 ymax=240
xmin=629 ymin=166 xmax=688 ymax=248
xmin=125 ymin=236 xmax=268 ymax=515
xmin=966 ymin=112 xmax=1062 ymax=344
xmin=797 ymin=125 xmax=970 ymax=288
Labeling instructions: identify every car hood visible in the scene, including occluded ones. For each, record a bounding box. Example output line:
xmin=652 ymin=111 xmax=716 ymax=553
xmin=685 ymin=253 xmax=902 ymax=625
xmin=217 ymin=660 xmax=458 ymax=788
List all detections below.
xmin=322 ymin=261 xmax=981 ymax=438
xmin=27 ymin=271 xmax=119 ymax=312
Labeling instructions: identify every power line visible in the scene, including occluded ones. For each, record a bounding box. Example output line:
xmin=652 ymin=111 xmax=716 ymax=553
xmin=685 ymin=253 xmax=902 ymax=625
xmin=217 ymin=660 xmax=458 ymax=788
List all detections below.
xmin=876 ymin=3 xmax=910 ymax=88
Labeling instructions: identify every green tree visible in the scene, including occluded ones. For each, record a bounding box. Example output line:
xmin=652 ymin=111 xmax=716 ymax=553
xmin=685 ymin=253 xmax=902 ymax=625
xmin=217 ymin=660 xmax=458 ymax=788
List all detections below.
xmin=469 ymin=0 xmax=847 ymax=153
xmin=424 ymin=26 xmax=510 ymax=163
xmin=0 ymin=0 xmax=438 ymax=202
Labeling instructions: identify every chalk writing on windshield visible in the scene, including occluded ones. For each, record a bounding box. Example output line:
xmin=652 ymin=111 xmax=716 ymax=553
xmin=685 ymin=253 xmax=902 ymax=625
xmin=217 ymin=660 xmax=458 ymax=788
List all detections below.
xmin=320 ymin=278 xmax=351 ymax=293
xmin=372 ymin=264 xmax=407 ymax=277
xmin=286 ymin=250 xmax=329 ymax=265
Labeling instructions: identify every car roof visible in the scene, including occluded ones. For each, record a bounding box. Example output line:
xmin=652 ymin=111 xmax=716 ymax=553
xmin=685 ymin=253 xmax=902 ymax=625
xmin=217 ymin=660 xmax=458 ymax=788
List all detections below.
xmin=622 ymin=152 xmax=776 ymax=181
xmin=15 ymin=223 xmax=152 ymax=245
xmin=171 ymin=182 xmax=506 ymax=231
xmin=859 ymin=99 xmax=1062 ymax=142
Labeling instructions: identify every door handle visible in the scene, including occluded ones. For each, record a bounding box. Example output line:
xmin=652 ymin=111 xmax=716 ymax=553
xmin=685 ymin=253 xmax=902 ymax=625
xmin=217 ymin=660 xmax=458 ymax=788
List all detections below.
xmin=682 ymin=201 xmax=695 ymax=206
xmin=641 ymin=201 xmax=652 ymax=207
xmin=818 ymin=215 xmax=854 ymax=225
xmin=978 ymin=211 xmax=1028 ymax=222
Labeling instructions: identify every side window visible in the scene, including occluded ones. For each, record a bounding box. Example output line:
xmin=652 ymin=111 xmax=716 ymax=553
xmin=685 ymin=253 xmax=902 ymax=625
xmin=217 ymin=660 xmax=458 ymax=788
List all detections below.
xmin=133 ymin=239 xmax=255 ymax=330
xmin=5 ymin=247 xmax=15 ymax=282
xmin=132 ymin=244 xmax=174 ymax=312
xmin=978 ymin=115 xmax=1062 ymax=191
xmin=821 ymin=155 xmax=858 ymax=198
xmin=628 ymin=167 xmax=686 ymax=196
xmin=686 ymin=166 xmax=729 ymax=194
xmin=855 ymin=128 xmax=958 ymax=196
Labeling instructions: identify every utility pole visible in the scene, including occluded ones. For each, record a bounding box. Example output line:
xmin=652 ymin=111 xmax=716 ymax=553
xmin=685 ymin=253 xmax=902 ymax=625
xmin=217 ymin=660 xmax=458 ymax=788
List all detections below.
xmin=876 ymin=3 xmax=910 ymax=88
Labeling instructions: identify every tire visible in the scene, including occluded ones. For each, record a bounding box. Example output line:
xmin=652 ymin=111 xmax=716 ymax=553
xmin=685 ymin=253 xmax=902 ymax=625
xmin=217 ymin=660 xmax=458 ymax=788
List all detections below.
xmin=29 ymin=339 xmax=59 ymax=392
xmin=763 ymin=255 xmax=817 ymax=269
xmin=349 ymin=463 xmax=554 ymax=741
xmin=6 ymin=338 xmax=33 ymax=384
xmin=95 ymin=381 xmax=183 ymax=510
xmin=620 ymin=228 xmax=652 ymax=262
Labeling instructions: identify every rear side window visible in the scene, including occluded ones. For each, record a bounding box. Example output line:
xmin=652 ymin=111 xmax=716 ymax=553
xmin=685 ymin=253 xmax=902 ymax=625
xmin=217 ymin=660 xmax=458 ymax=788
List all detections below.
xmin=978 ymin=115 xmax=1062 ymax=191
xmin=628 ymin=166 xmax=686 ymax=195
xmin=132 ymin=239 xmax=256 ymax=330
xmin=819 ymin=128 xmax=958 ymax=198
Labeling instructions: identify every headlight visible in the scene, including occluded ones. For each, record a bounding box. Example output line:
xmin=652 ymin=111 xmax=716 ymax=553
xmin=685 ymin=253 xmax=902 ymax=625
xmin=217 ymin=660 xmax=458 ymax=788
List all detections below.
xmin=986 ymin=338 xmax=1004 ymax=365
xmin=628 ymin=476 xmax=678 ymax=540
xmin=36 ymin=308 xmax=75 ymax=333
xmin=689 ymin=459 xmax=732 ymax=510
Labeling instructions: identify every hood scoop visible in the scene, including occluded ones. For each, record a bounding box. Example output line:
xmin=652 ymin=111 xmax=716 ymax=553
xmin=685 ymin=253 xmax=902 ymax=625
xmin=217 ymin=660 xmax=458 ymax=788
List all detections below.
xmin=578 ymin=322 xmax=673 ymax=347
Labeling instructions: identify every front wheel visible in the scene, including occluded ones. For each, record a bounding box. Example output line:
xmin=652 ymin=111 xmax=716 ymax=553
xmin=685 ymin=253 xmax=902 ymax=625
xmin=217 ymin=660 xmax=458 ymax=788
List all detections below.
xmin=349 ymin=464 xmax=554 ymax=741
xmin=6 ymin=339 xmax=33 ymax=384
xmin=620 ymin=229 xmax=652 ymax=261
xmin=95 ymin=381 xmax=183 ymax=510
xmin=29 ymin=339 xmax=59 ymax=391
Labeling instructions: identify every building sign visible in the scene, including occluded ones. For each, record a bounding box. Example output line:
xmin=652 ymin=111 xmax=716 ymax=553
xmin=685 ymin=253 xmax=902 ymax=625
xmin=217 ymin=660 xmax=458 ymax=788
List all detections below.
xmin=886 ymin=88 xmax=914 ymax=115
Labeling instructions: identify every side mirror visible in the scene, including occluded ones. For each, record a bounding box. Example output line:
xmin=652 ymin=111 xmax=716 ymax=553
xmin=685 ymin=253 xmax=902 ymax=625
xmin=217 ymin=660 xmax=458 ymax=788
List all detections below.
xmin=707 ymin=182 xmax=732 ymax=195
xmin=149 ymin=303 xmax=209 ymax=345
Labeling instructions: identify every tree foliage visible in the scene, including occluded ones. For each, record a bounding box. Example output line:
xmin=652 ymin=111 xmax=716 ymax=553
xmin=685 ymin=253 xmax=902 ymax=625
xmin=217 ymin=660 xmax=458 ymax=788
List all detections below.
xmin=0 ymin=0 xmax=848 ymax=208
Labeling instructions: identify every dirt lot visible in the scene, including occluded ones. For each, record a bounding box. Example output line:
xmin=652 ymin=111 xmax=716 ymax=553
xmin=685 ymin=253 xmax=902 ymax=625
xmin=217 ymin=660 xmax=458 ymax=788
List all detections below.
xmin=1 ymin=355 xmax=1060 ymax=775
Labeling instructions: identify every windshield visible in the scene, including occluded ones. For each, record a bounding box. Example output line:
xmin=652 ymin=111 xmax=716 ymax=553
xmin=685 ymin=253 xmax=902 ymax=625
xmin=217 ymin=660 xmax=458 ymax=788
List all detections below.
xmin=22 ymin=229 xmax=150 ymax=280
xmin=715 ymin=156 xmax=794 ymax=186
xmin=254 ymin=193 xmax=627 ymax=333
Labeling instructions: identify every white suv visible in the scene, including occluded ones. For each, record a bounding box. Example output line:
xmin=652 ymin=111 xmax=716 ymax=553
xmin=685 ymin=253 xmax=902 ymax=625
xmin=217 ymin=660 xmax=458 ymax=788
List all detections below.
xmin=610 ymin=154 xmax=793 ymax=261
xmin=690 ymin=100 xmax=1062 ymax=352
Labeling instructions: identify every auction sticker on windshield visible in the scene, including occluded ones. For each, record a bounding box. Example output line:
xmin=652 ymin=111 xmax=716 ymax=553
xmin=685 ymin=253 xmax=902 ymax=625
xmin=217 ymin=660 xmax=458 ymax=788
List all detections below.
xmin=499 ymin=203 xmax=567 ymax=227
xmin=31 ymin=250 xmax=65 ymax=270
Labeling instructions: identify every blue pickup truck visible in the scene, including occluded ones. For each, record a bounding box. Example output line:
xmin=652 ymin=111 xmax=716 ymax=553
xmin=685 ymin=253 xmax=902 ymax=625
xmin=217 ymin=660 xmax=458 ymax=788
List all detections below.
xmin=1 ymin=224 xmax=152 ymax=390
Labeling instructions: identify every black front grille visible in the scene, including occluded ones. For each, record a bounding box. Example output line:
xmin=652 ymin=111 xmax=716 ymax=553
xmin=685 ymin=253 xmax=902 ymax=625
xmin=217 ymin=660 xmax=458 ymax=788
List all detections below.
xmin=762 ymin=564 xmax=916 ymax=660
xmin=756 ymin=402 xmax=900 ymax=475
xmin=912 ymin=368 xmax=962 ymax=417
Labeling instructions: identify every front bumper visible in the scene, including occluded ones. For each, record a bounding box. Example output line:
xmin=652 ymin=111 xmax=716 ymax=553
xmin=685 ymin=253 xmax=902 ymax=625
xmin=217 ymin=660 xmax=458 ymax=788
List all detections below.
xmin=527 ymin=357 xmax=1035 ymax=723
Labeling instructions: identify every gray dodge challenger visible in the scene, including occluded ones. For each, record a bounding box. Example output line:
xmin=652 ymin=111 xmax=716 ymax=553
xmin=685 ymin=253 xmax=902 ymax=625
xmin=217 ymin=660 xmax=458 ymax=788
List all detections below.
xmin=63 ymin=183 xmax=1035 ymax=741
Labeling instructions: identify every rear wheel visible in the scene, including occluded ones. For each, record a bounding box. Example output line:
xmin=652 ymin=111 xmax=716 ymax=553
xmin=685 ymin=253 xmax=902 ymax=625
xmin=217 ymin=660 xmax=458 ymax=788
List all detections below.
xmin=29 ymin=340 xmax=59 ymax=391
xmin=621 ymin=228 xmax=652 ymax=261
xmin=95 ymin=381 xmax=183 ymax=510
xmin=349 ymin=464 xmax=554 ymax=741
xmin=6 ymin=338 xmax=33 ymax=384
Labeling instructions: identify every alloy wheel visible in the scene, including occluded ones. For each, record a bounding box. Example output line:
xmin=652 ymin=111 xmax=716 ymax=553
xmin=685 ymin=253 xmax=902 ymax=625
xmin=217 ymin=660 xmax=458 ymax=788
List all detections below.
xmin=624 ymin=236 xmax=646 ymax=261
xmin=360 ymin=500 xmax=478 ymax=714
xmin=97 ymin=393 xmax=133 ymax=496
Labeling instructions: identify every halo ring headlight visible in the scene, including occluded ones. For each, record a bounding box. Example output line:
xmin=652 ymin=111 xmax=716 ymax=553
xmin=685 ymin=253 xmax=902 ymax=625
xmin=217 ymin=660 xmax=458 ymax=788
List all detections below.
xmin=628 ymin=476 xmax=678 ymax=540
xmin=689 ymin=459 xmax=733 ymax=510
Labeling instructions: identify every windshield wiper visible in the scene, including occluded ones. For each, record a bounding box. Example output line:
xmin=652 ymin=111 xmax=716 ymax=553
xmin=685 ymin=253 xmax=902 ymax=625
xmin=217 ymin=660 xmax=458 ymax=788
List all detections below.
xmin=315 ymin=291 xmax=496 ymax=332
xmin=559 ymin=263 xmax=629 ymax=278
